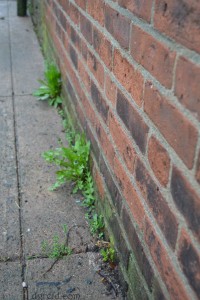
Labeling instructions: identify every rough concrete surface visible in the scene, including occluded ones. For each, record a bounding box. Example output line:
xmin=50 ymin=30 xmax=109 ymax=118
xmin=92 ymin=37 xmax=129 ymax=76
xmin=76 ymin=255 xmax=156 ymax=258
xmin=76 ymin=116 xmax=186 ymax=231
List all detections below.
xmin=0 ymin=1 xmax=123 ymax=299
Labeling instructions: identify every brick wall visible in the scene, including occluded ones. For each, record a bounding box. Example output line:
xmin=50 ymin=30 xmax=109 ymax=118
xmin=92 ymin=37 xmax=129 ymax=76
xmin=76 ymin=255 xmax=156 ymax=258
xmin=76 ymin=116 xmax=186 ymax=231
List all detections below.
xmin=33 ymin=0 xmax=200 ymax=298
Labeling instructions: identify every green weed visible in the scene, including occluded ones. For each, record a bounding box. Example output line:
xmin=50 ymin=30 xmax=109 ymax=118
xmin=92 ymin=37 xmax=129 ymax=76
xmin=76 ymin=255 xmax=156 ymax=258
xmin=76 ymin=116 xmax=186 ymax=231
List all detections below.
xmin=100 ymin=247 xmax=116 ymax=263
xmin=33 ymin=63 xmax=62 ymax=108
xmin=86 ymin=213 xmax=104 ymax=239
xmin=41 ymin=225 xmax=72 ymax=259
xmin=42 ymin=134 xmax=90 ymax=192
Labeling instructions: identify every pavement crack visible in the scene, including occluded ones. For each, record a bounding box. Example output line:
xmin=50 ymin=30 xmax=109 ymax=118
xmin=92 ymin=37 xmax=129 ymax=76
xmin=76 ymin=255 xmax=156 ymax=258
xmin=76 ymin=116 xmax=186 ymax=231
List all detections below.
xmin=7 ymin=4 xmax=26 ymax=299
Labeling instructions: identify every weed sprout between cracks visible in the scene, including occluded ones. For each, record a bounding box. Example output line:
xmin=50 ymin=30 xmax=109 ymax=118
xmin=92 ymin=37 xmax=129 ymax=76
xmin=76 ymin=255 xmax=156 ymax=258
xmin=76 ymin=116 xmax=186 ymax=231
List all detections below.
xmin=42 ymin=125 xmax=105 ymax=239
xmin=33 ymin=62 xmax=62 ymax=108
xmin=35 ymin=62 xmax=117 ymax=262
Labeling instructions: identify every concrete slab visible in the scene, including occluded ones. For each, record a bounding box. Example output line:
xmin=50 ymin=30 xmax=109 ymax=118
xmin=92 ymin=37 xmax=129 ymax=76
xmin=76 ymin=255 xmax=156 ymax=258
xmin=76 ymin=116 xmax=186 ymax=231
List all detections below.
xmin=8 ymin=0 xmax=17 ymax=17
xmin=0 ymin=97 xmax=21 ymax=259
xmin=0 ymin=262 xmax=23 ymax=300
xmin=0 ymin=42 xmax=12 ymax=96
xmin=0 ymin=1 xmax=8 ymax=19
xmin=11 ymin=41 xmax=44 ymax=95
xmin=10 ymin=16 xmax=44 ymax=95
xmin=9 ymin=16 xmax=39 ymax=45
xmin=26 ymin=254 xmax=119 ymax=300
xmin=0 ymin=18 xmax=9 ymax=44
xmin=14 ymin=96 xmax=94 ymax=257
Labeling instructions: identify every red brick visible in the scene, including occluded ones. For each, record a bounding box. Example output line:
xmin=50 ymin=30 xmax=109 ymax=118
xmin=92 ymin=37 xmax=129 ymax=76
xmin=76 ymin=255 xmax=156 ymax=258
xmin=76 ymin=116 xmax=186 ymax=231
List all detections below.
xmin=87 ymin=0 xmax=105 ymax=26
xmin=93 ymin=27 xmax=113 ymax=70
xmin=144 ymin=82 xmax=198 ymax=169
xmin=109 ymin=112 xmax=137 ymax=173
xmin=87 ymin=50 xmax=105 ymax=88
xmin=131 ymin=25 xmax=176 ymax=89
xmin=105 ymin=74 xmax=117 ymax=107
xmin=196 ymin=150 xmax=200 ymax=185
xmin=113 ymin=49 xmax=144 ymax=106
xmin=80 ymin=14 xmax=93 ymax=44
xmin=74 ymin=0 xmax=86 ymax=10
xmin=175 ymin=56 xmax=200 ymax=121
xmin=99 ymin=155 xmax=123 ymax=215
xmin=82 ymin=94 xmax=100 ymax=130
xmin=171 ymin=167 xmax=200 ymax=242
xmin=117 ymin=90 xmax=149 ymax=154
xmin=178 ymin=229 xmax=200 ymax=297
xmin=105 ymin=5 xmax=130 ymax=49
xmin=78 ymin=59 xmax=90 ymax=93
xmin=135 ymin=158 xmax=178 ymax=249
xmin=69 ymin=3 xmax=79 ymax=26
xmin=148 ymin=136 xmax=170 ymax=186
xmin=154 ymin=0 xmax=200 ymax=53
xmin=118 ymin=0 xmax=153 ymax=23
xmin=144 ymin=221 xmax=190 ymax=300
xmin=112 ymin=156 xmax=146 ymax=231
xmin=91 ymin=81 xmax=109 ymax=124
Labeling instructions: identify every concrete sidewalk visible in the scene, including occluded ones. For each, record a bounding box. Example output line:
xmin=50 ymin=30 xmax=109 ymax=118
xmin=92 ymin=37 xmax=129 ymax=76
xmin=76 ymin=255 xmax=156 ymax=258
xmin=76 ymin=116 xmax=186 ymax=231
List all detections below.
xmin=0 ymin=1 xmax=122 ymax=299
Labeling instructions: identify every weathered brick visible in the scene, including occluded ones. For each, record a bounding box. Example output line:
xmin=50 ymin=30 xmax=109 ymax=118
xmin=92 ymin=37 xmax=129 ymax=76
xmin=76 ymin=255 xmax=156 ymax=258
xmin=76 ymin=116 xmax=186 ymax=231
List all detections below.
xmin=105 ymin=74 xmax=117 ymax=107
xmin=109 ymin=214 xmax=130 ymax=268
xmin=71 ymin=27 xmax=80 ymax=50
xmin=80 ymin=14 xmax=93 ymax=44
xmin=178 ymin=230 xmax=200 ymax=297
xmin=99 ymin=155 xmax=123 ymax=215
xmin=135 ymin=158 xmax=178 ymax=249
xmin=122 ymin=207 xmax=154 ymax=290
xmin=117 ymin=90 xmax=149 ymax=154
xmin=91 ymin=81 xmax=109 ymax=123
xmin=145 ymin=220 xmax=190 ymax=300
xmin=127 ymin=254 xmax=149 ymax=300
xmin=113 ymin=49 xmax=144 ymax=106
xmin=171 ymin=167 xmax=200 ymax=242
xmin=85 ymin=123 xmax=100 ymax=161
xmin=131 ymin=25 xmax=176 ymax=89
xmin=65 ymin=80 xmax=78 ymax=108
xmin=87 ymin=50 xmax=104 ymax=88
xmin=109 ymin=112 xmax=137 ymax=173
xmin=87 ymin=0 xmax=105 ymax=26
xmin=144 ymin=82 xmax=198 ymax=169
xmin=175 ymin=56 xmax=200 ymax=121
xmin=148 ymin=136 xmax=170 ymax=186
xmin=196 ymin=150 xmax=200 ymax=185
xmin=93 ymin=27 xmax=113 ymax=70
xmin=105 ymin=5 xmax=130 ymax=49
xmin=154 ymin=0 xmax=200 ymax=53
xmin=69 ymin=45 xmax=78 ymax=69
xmin=152 ymin=280 xmax=166 ymax=300
xmin=59 ymin=9 xmax=67 ymax=31
xmin=118 ymin=0 xmax=153 ymax=23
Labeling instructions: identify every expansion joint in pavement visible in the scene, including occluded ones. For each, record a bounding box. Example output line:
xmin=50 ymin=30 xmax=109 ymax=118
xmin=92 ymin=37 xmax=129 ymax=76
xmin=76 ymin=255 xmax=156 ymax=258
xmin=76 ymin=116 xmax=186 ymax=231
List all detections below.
xmin=7 ymin=4 xmax=26 ymax=298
